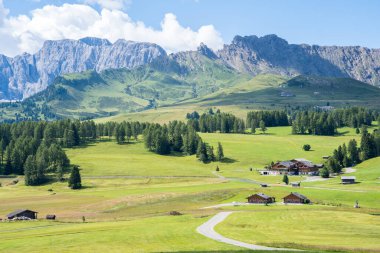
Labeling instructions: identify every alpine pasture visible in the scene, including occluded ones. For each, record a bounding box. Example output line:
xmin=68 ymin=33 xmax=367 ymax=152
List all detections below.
xmin=1 ymin=125 xmax=379 ymax=253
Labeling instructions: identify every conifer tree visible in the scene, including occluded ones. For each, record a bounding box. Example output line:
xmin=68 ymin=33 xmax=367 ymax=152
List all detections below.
xmin=68 ymin=166 xmax=82 ymax=189
xmin=347 ymin=139 xmax=360 ymax=164
xmin=24 ymin=155 xmax=45 ymax=186
xmin=207 ymin=145 xmax=215 ymax=162
xmin=216 ymin=142 xmax=224 ymax=161
xmin=282 ymin=174 xmax=289 ymax=185
xmin=197 ymin=141 xmax=208 ymax=163
xmin=325 ymin=157 xmax=342 ymax=173
xmin=259 ymin=120 xmax=267 ymax=134
xmin=360 ymin=131 xmax=377 ymax=161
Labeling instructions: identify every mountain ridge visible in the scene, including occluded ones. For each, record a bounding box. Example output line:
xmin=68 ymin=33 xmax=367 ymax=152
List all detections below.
xmin=1 ymin=34 xmax=380 ymax=101
xmin=0 ymin=37 xmax=166 ymax=100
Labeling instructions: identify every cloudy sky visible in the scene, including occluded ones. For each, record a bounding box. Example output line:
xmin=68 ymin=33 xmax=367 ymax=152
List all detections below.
xmin=0 ymin=0 xmax=379 ymax=57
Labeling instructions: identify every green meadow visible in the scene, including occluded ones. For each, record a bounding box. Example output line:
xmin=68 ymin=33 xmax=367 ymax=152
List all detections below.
xmin=1 ymin=126 xmax=379 ymax=252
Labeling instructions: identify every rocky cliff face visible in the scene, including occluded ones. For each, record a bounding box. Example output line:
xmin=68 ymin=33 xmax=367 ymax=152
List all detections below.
xmin=1 ymin=35 xmax=380 ymax=101
xmin=0 ymin=37 xmax=166 ymax=100
xmin=217 ymin=34 xmax=380 ymax=86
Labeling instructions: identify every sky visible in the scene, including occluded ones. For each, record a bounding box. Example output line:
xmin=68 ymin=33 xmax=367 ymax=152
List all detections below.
xmin=0 ymin=0 xmax=379 ymax=57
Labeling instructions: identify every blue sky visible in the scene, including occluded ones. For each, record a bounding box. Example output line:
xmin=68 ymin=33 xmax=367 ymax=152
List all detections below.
xmin=0 ymin=0 xmax=379 ymax=56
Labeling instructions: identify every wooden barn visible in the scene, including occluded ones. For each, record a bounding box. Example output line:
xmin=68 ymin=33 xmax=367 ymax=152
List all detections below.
xmin=7 ymin=209 xmax=38 ymax=220
xmin=283 ymin=192 xmax=310 ymax=204
xmin=247 ymin=193 xmax=275 ymax=204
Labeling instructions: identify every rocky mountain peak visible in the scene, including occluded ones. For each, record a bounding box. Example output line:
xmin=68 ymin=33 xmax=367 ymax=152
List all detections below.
xmin=79 ymin=37 xmax=112 ymax=46
xmin=0 ymin=38 xmax=166 ymax=100
xmin=197 ymin=43 xmax=218 ymax=59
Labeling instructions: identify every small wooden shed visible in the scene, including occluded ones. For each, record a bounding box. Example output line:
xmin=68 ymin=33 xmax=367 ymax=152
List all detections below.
xmin=341 ymin=176 xmax=356 ymax=184
xmin=7 ymin=209 xmax=38 ymax=220
xmin=247 ymin=193 xmax=275 ymax=204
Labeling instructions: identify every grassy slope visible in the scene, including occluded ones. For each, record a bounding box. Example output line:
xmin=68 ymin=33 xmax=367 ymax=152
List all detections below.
xmin=0 ymin=127 xmax=379 ymax=252
xmin=65 ymin=126 xmax=363 ymax=179
xmin=96 ymin=74 xmax=380 ymax=124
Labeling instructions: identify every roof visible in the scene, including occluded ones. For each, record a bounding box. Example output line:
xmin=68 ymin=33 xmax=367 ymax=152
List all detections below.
xmin=276 ymin=161 xmax=295 ymax=167
xmin=293 ymin=158 xmax=310 ymax=162
xmin=293 ymin=159 xmax=315 ymax=167
xmin=284 ymin=192 xmax=308 ymax=200
xmin=7 ymin=209 xmax=38 ymax=217
xmin=341 ymin=176 xmax=356 ymax=180
xmin=247 ymin=193 xmax=272 ymax=200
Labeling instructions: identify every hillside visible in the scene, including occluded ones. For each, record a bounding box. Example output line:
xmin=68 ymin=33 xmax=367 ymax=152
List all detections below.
xmin=96 ymin=74 xmax=380 ymax=124
xmin=0 ymin=53 xmax=248 ymax=121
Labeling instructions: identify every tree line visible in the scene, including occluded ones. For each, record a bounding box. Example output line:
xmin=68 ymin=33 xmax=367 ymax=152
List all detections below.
xmin=143 ymin=120 xmax=224 ymax=163
xmin=291 ymin=108 xmax=377 ymax=136
xmin=187 ymin=109 xmax=245 ymax=134
xmin=246 ymin=110 xmax=289 ymax=129
xmin=0 ymin=119 xmax=148 ymax=186
xmin=321 ymin=125 xmax=380 ymax=177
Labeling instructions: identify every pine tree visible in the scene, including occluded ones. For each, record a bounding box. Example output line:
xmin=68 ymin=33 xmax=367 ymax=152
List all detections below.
xmin=347 ymin=139 xmax=359 ymax=164
xmin=125 ymin=123 xmax=132 ymax=143
xmin=43 ymin=124 xmax=56 ymax=146
xmin=115 ymin=125 xmax=126 ymax=144
xmin=63 ymin=129 xmax=75 ymax=148
xmin=197 ymin=142 xmax=208 ymax=163
xmin=0 ymin=139 xmax=4 ymax=166
xmin=216 ymin=142 xmax=224 ymax=161
xmin=4 ymin=155 xmax=12 ymax=175
xmin=325 ymin=157 xmax=342 ymax=174
xmin=360 ymin=131 xmax=377 ymax=161
xmin=282 ymin=174 xmax=289 ymax=185
xmin=259 ymin=120 xmax=267 ymax=134
xmin=207 ymin=145 xmax=215 ymax=162
xmin=68 ymin=166 xmax=82 ymax=189
xmin=24 ymin=155 xmax=45 ymax=186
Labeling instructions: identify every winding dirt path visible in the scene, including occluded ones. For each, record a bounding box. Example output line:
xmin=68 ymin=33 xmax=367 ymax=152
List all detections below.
xmin=197 ymin=211 xmax=300 ymax=251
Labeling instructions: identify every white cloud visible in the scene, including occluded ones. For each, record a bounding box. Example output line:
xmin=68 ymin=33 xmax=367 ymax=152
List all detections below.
xmin=84 ymin=0 xmax=132 ymax=10
xmin=0 ymin=2 xmax=224 ymax=57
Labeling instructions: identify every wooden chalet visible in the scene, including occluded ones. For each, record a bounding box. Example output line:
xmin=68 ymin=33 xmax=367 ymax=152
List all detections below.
xmin=283 ymin=192 xmax=310 ymax=204
xmin=271 ymin=161 xmax=296 ymax=174
xmin=7 ymin=209 xmax=38 ymax=220
xmin=247 ymin=193 xmax=275 ymax=204
xmin=270 ymin=159 xmax=322 ymax=175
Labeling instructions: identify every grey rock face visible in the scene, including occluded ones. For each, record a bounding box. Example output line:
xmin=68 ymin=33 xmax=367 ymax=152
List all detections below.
xmin=0 ymin=37 xmax=166 ymax=100
xmin=217 ymin=34 xmax=380 ymax=86
xmin=1 ymin=34 xmax=380 ymax=101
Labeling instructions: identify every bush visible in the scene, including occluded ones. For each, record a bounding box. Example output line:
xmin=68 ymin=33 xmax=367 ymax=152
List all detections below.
xmin=169 ymin=211 xmax=182 ymax=216
xmin=319 ymin=167 xmax=330 ymax=178
xmin=302 ymin=144 xmax=311 ymax=151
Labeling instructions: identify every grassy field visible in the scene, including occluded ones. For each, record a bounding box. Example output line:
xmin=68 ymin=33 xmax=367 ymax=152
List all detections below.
xmin=216 ymin=209 xmax=380 ymax=252
xmin=1 ymin=126 xmax=379 ymax=252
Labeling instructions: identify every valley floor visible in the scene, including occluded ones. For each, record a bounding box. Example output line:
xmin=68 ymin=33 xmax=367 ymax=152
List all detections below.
xmin=1 ymin=126 xmax=379 ymax=253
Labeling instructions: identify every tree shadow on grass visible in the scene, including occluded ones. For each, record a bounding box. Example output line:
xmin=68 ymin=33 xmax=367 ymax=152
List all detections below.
xmin=220 ymin=157 xmax=238 ymax=164
xmin=335 ymin=130 xmax=350 ymax=136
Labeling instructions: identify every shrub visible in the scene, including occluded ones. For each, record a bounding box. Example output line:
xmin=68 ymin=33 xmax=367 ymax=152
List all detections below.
xmin=302 ymin=144 xmax=311 ymax=151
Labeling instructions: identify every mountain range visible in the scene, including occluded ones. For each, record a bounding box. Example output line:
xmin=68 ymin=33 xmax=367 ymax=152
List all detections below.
xmin=1 ymin=34 xmax=380 ymax=102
